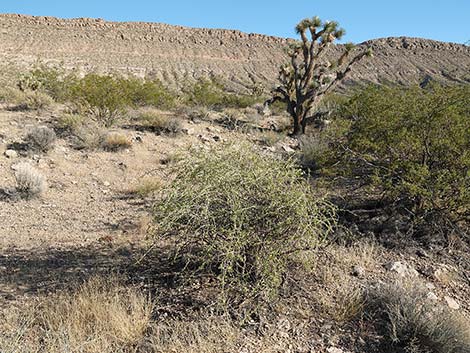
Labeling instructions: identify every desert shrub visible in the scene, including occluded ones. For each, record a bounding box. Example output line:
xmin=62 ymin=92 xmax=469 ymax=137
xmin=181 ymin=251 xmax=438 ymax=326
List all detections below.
xmin=24 ymin=126 xmax=57 ymax=152
xmin=365 ymin=281 xmax=470 ymax=353
xmin=70 ymin=124 xmax=106 ymax=150
xmin=67 ymin=74 xmax=176 ymax=127
xmin=121 ymin=77 xmax=176 ymax=109
xmin=14 ymin=163 xmax=46 ymax=198
xmin=340 ymin=84 xmax=470 ymax=222
xmin=57 ymin=113 xmax=86 ymax=133
xmin=137 ymin=108 xmax=182 ymax=134
xmin=68 ymin=74 xmax=131 ymax=127
xmin=0 ymin=277 xmax=154 ymax=353
xmin=9 ymin=90 xmax=54 ymax=111
xmin=184 ymin=78 xmax=260 ymax=109
xmin=102 ymin=132 xmax=132 ymax=151
xmin=18 ymin=66 xmax=77 ymax=102
xmin=152 ymin=143 xmax=336 ymax=311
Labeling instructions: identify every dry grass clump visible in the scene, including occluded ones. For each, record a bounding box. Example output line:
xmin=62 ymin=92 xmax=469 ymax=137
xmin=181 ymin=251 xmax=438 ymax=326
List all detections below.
xmin=102 ymin=132 xmax=132 ymax=152
xmin=258 ymin=130 xmax=284 ymax=147
xmin=137 ymin=108 xmax=182 ymax=135
xmin=6 ymin=89 xmax=54 ymax=111
xmin=70 ymin=124 xmax=106 ymax=150
xmin=14 ymin=163 xmax=47 ymax=198
xmin=129 ymin=177 xmax=164 ymax=198
xmin=24 ymin=125 xmax=57 ymax=152
xmin=0 ymin=277 xmax=154 ymax=353
xmin=153 ymin=143 xmax=336 ymax=312
xmin=365 ymin=280 xmax=470 ymax=353
xmin=57 ymin=113 xmax=86 ymax=133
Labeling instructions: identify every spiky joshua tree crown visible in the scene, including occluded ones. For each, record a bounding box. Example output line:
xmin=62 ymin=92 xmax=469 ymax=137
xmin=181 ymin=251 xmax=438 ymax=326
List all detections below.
xmin=268 ymin=16 xmax=372 ymax=135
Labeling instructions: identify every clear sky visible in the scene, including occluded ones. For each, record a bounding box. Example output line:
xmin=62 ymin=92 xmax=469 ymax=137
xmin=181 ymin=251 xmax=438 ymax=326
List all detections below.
xmin=1 ymin=0 xmax=469 ymax=44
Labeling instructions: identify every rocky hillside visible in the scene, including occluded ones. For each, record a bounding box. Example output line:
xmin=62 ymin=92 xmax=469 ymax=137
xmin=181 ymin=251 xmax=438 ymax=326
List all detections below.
xmin=1 ymin=14 xmax=469 ymax=91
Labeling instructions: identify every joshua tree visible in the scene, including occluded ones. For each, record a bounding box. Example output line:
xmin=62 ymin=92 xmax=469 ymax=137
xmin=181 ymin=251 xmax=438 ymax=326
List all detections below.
xmin=267 ymin=16 xmax=372 ymax=135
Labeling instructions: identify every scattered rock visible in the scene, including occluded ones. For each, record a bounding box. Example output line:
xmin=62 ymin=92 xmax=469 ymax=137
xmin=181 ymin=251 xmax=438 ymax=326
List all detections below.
xmin=385 ymin=261 xmax=419 ymax=277
xmin=4 ymin=149 xmax=18 ymax=158
xmin=103 ymin=181 xmax=111 ymax=187
xmin=444 ymin=296 xmax=460 ymax=310
xmin=427 ymin=292 xmax=438 ymax=301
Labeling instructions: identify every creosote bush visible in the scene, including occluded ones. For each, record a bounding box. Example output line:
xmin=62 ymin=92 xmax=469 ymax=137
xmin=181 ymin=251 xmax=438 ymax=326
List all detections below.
xmin=24 ymin=126 xmax=57 ymax=152
xmin=184 ymin=78 xmax=261 ymax=109
xmin=341 ymin=84 xmax=470 ymax=223
xmin=14 ymin=163 xmax=47 ymax=198
xmin=152 ymin=143 xmax=336 ymax=310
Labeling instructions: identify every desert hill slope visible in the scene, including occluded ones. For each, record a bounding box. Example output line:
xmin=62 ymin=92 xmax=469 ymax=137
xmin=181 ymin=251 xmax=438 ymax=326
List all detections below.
xmin=1 ymin=13 xmax=469 ymax=90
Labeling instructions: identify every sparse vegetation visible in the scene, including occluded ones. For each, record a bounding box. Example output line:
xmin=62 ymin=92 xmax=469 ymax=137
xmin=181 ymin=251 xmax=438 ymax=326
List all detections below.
xmin=14 ymin=163 xmax=47 ymax=198
xmin=0 ymin=277 xmax=154 ymax=353
xmin=137 ymin=108 xmax=183 ymax=134
xmin=102 ymin=132 xmax=132 ymax=151
xmin=152 ymin=143 xmax=336 ymax=312
xmin=24 ymin=125 xmax=57 ymax=152
xmin=365 ymin=281 xmax=470 ymax=353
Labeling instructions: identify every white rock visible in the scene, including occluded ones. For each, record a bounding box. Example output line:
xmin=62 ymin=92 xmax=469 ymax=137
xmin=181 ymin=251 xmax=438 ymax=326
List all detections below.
xmin=103 ymin=181 xmax=111 ymax=187
xmin=427 ymin=292 xmax=438 ymax=301
xmin=4 ymin=149 xmax=18 ymax=158
xmin=385 ymin=261 xmax=419 ymax=277
xmin=444 ymin=296 xmax=460 ymax=310
xmin=327 ymin=348 xmax=347 ymax=353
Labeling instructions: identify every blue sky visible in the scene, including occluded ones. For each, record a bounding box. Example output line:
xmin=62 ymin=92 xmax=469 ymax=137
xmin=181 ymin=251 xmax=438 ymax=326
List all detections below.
xmin=1 ymin=0 xmax=469 ymax=44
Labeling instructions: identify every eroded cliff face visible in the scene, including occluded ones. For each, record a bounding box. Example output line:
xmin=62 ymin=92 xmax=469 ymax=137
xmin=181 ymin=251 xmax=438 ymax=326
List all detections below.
xmin=1 ymin=14 xmax=469 ymax=91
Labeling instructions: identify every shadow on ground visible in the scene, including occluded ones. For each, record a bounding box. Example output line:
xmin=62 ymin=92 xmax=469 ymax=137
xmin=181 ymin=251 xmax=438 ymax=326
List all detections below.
xmin=0 ymin=242 xmax=207 ymax=313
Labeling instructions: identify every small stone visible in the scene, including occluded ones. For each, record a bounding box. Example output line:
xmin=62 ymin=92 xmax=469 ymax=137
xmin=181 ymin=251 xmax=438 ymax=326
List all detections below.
xmin=327 ymin=348 xmax=346 ymax=353
xmin=427 ymin=292 xmax=438 ymax=301
xmin=425 ymin=282 xmax=436 ymax=290
xmin=4 ymin=149 xmax=17 ymax=158
xmin=212 ymin=135 xmax=221 ymax=142
xmin=103 ymin=181 xmax=111 ymax=187
xmin=444 ymin=296 xmax=460 ymax=310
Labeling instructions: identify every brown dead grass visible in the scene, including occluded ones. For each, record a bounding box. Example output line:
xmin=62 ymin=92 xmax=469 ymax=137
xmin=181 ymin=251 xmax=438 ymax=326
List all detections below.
xmin=0 ymin=276 xmax=154 ymax=353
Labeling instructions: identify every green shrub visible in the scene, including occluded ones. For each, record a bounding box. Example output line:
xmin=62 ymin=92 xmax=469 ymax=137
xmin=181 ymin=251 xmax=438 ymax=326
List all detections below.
xmin=341 ymin=84 xmax=470 ymax=221
xmin=121 ymin=77 xmax=175 ymax=109
xmin=184 ymin=78 xmax=260 ymax=109
xmin=152 ymin=144 xmax=336 ymax=311
xmin=18 ymin=66 xmax=78 ymax=102
xmin=68 ymin=74 xmax=131 ymax=127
